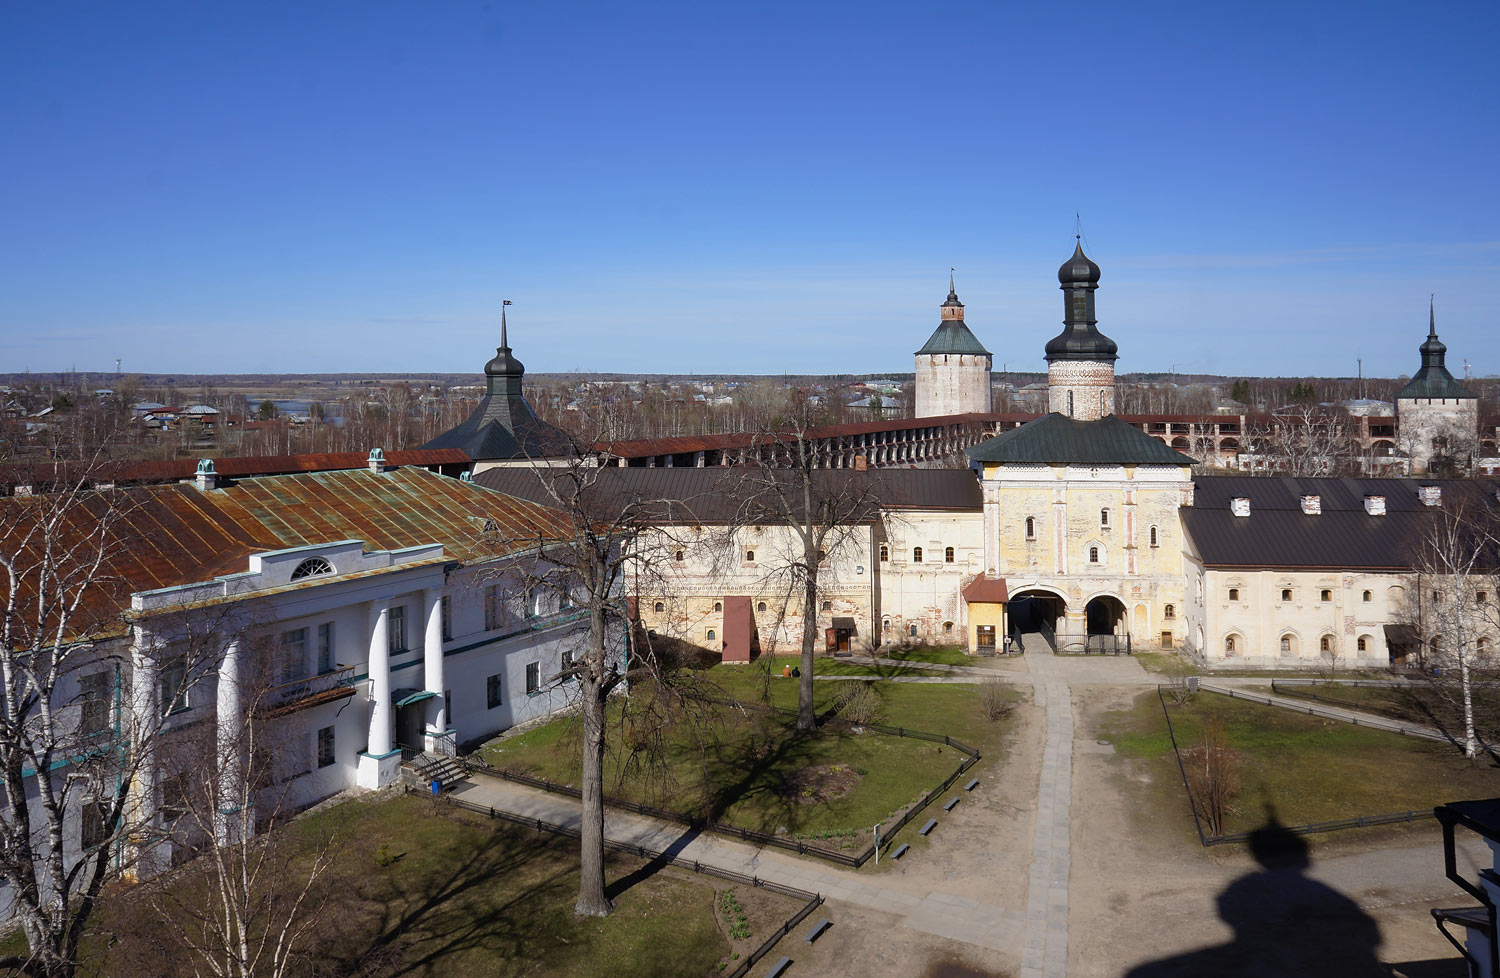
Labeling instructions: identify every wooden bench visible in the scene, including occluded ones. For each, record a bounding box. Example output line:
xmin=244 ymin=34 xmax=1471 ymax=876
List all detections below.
xmin=943 ymin=796 xmax=960 ymax=812
xmin=805 ymin=918 xmax=832 ymax=943
xmin=764 ymin=955 xmax=793 ymax=978
xmin=893 ymin=843 xmax=911 ymax=859
xmin=965 ymin=777 xmax=980 ymax=791
xmin=919 ymin=818 xmax=938 ymax=836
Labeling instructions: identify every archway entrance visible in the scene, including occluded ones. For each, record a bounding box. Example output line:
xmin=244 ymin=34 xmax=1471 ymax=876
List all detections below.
xmin=1084 ymin=596 xmax=1128 ymax=653
xmin=1008 ymin=589 xmax=1066 ymax=652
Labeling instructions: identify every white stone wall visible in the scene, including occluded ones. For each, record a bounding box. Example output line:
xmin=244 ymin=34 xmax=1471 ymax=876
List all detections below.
xmin=1183 ymin=562 xmax=1403 ymax=669
xmin=1396 ymin=396 xmax=1479 ymax=473
xmin=874 ymin=510 xmax=985 ymax=645
xmin=915 ymin=353 xmax=993 ymax=418
xmin=1047 ymin=360 xmax=1115 ymax=419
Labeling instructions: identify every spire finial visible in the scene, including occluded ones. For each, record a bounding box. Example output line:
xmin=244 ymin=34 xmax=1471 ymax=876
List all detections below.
xmin=949 ymin=267 xmax=955 ymax=294
xmin=501 ymin=299 xmax=512 ymax=348
xmin=1429 ymin=293 xmax=1435 ymax=337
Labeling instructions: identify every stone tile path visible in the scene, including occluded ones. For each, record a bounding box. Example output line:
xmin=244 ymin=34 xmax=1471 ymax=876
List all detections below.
xmin=1022 ymin=678 xmax=1073 ymax=978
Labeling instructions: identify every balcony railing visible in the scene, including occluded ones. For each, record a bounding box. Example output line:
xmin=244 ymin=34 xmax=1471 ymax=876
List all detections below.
xmin=257 ymin=665 xmax=356 ymax=717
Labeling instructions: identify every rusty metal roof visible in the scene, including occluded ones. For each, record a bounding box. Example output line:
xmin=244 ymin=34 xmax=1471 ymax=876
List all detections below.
xmin=0 ymin=466 xmax=571 ymax=642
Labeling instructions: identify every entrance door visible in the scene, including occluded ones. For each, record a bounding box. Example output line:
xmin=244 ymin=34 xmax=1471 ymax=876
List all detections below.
xmin=395 ymin=703 xmax=425 ymax=757
xmin=976 ymin=625 xmax=996 ymax=650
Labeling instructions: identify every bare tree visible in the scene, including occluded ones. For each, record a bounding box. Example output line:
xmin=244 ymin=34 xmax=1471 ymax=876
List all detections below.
xmin=1245 ymin=407 xmax=1358 ymax=477
xmin=146 ymin=633 xmax=339 ymax=978
xmin=0 ymin=462 xmax=223 ymax=978
xmin=1403 ymin=496 xmax=1498 ymax=759
xmin=728 ymin=412 xmax=882 ymax=733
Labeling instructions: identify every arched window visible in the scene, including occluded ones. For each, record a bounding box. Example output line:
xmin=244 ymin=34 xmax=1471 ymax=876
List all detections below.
xmin=1164 ymin=604 xmax=1175 ymax=619
xmin=653 ymin=601 xmax=665 ymax=613
xmin=1320 ymin=635 xmax=1333 ymax=652
xmin=1280 ymin=588 xmax=1292 ymax=602
xmin=943 ymin=621 xmax=953 ymax=634
xmin=1101 ymin=390 xmax=1108 ymax=414
xmin=1280 ymin=634 xmax=1293 ymax=653
xmin=944 ymin=546 xmax=955 ymax=563
xmin=908 ymin=623 xmax=918 ymax=637
xmin=1356 ymin=635 xmax=1368 ymax=652
xmin=879 ymin=544 xmax=889 ymax=561
xmin=1100 ymin=508 xmax=1110 ymax=528
xmin=706 ymin=629 xmax=716 ymax=641
xmin=1025 ymin=517 xmax=1036 ymax=540
xmin=1362 ymin=590 xmax=1372 ymax=602
xmin=1225 ymin=635 xmax=1237 ymax=653
xmin=290 ymin=556 xmax=334 ymax=580
xmin=882 ymin=618 xmax=891 ymax=632
xmin=1229 ymin=588 xmax=1239 ymax=601
xmin=913 ymin=547 xmax=923 ymax=563
xmin=1320 ymin=589 xmax=1332 ymax=602
xmin=757 ymin=601 xmax=767 ymax=612
xmin=1149 ymin=526 xmax=1159 ymax=548
xmin=745 ymin=549 xmax=756 ymax=562
xmin=1089 ymin=546 xmax=1099 ymax=563
xmin=1067 ymin=390 xmax=1074 ymax=417
xmin=820 ymin=600 xmax=832 ymax=611
xmin=713 ymin=601 xmax=722 ymax=612
xmin=674 ymin=550 xmax=685 ymax=562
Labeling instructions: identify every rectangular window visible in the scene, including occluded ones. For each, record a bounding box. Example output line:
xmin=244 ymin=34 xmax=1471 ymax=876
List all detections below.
xmin=487 ymin=674 xmax=502 ymax=709
xmin=388 ymin=606 xmax=407 ymax=653
xmin=525 ymin=661 xmax=540 ymax=695
xmin=79 ymin=671 xmax=111 ymax=736
xmin=484 ymin=585 xmax=504 ymax=631
xmin=444 ymin=688 xmax=451 ymax=721
xmin=280 ymin=627 xmax=309 ymax=683
xmin=159 ymin=656 xmax=189 ymax=714
xmin=561 ymin=651 xmax=576 ymax=681
xmin=81 ymin=799 xmax=112 ymax=850
xmin=317 ymin=725 xmax=335 ymax=768
xmin=441 ymin=595 xmax=453 ymax=640
xmin=317 ymin=622 xmax=335 ymax=674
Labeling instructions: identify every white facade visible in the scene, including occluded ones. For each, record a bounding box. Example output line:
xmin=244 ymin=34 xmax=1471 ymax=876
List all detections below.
xmin=914 ymin=352 xmax=992 ymax=418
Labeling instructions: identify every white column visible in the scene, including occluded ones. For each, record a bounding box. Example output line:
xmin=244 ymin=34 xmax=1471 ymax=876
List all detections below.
xmin=423 ymin=588 xmax=447 ymax=750
xmin=214 ymin=637 xmax=243 ymax=844
xmin=127 ymin=625 xmax=163 ymax=881
xmin=366 ymin=598 xmax=392 ymax=756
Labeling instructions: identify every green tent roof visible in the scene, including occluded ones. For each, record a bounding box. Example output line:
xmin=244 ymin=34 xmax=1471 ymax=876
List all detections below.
xmin=966 ymin=413 xmax=1197 ymax=466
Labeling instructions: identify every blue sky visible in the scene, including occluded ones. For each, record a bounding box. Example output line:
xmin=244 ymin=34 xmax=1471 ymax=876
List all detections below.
xmin=2 ymin=1 xmax=1496 ymax=379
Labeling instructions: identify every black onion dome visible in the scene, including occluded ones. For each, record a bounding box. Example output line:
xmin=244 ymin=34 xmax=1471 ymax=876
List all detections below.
xmin=485 ymin=345 xmax=524 ymax=378
xmin=1058 ymin=239 xmax=1101 ymax=285
xmin=1044 ymin=324 xmax=1118 ymax=362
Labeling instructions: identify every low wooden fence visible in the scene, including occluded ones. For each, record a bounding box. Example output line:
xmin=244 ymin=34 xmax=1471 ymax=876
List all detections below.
xmin=1155 ymin=685 xmax=1435 ymax=847
xmin=473 ymin=698 xmax=981 ymax=868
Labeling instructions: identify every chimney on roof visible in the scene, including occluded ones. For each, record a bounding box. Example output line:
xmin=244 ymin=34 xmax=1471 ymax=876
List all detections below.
xmin=1300 ymin=494 xmax=1321 ymax=515
xmin=1418 ymin=485 xmax=1441 ymax=507
xmin=1230 ymin=496 xmax=1250 ymax=517
xmin=195 ymin=458 xmax=217 ymax=491
xmin=1364 ymin=494 xmax=1386 ymax=516
xmin=367 ymin=448 xmax=388 ymax=474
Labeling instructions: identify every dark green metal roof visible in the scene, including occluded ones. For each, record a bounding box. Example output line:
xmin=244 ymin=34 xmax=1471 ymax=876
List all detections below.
xmin=915 ymin=321 xmax=991 ymax=356
xmin=1395 ymin=306 xmax=1474 ymax=400
xmin=966 ymin=412 xmax=1197 ymax=466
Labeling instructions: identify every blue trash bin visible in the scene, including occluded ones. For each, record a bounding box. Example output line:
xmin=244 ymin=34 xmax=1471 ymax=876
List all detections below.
xmin=431 ymin=780 xmax=442 ymax=796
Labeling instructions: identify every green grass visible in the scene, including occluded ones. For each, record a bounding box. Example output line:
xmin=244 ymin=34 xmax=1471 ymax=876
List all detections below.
xmin=1102 ymin=689 xmax=1500 ymax=836
xmin=1265 ymin=682 xmax=1499 ymax=736
xmin=486 ymin=672 xmax=1019 ymax=843
xmin=876 ymin=645 xmax=982 ymax=667
xmin=752 ymin=653 xmax=945 ymax=678
xmin=69 ymin=794 xmax=780 ymax=978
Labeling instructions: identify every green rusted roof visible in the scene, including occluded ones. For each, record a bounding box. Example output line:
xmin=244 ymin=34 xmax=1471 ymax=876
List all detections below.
xmin=915 ymin=321 xmax=991 ymax=356
xmin=966 ymin=412 xmax=1197 ymax=466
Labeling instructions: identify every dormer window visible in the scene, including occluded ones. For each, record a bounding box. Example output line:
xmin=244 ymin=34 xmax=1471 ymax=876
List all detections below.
xmin=291 ymin=557 xmax=334 ymax=580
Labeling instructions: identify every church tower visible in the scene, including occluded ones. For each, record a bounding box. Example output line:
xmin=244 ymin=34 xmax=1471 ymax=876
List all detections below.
xmin=1394 ymin=298 xmax=1477 ymax=474
xmin=913 ymin=274 xmax=993 ymax=418
xmin=1045 ymin=238 xmax=1118 ymax=420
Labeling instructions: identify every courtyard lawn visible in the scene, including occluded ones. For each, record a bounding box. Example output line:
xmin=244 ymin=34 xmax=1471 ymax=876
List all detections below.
xmin=72 ymin=793 xmax=784 ymax=978
xmin=1102 ymin=688 xmax=1500 ymax=837
xmin=484 ymin=673 xmax=1020 ymax=844
xmin=752 ymin=653 xmax=945 ymax=678
xmin=1264 ymin=681 xmax=1500 ymax=740
xmin=876 ymin=645 xmax=982 ymax=667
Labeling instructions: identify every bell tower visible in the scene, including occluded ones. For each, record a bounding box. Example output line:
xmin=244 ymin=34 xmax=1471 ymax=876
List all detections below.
xmin=1045 ymin=237 xmax=1118 ymax=420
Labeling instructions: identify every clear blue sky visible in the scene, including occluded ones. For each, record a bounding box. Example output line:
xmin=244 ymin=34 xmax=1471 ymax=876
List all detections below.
xmin=3 ymin=1 xmax=1496 ymax=379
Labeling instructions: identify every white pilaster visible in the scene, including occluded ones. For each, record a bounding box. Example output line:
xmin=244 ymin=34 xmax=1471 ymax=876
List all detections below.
xmin=127 ymin=625 xmax=165 ymax=880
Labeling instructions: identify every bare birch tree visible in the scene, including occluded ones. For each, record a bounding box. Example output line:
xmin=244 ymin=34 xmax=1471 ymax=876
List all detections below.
xmin=0 ymin=462 xmax=221 ymax=978
xmin=1404 ymin=496 xmax=1499 ymax=759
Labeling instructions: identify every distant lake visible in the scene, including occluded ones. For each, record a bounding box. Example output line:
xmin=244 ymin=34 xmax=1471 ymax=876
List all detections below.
xmin=248 ymin=398 xmax=316 ymax=416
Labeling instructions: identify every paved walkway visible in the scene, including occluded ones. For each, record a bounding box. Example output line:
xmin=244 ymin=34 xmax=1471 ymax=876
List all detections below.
xmin=1023 ymin=676 xmax=1073 ymax=978
xmin=1199 ymin=681 xmax=1448 ymax=742
xmin=453 ymin=773 xmax=1027 ymax=954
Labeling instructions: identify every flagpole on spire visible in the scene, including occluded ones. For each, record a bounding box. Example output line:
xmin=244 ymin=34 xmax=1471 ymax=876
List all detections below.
xmin=502 ymin=299 xmax=512 ymax=348
xmin=949 ymin=267 xmax=955 ymax=294
xmin=1429 ymin=293 xmax=1435 ymax=337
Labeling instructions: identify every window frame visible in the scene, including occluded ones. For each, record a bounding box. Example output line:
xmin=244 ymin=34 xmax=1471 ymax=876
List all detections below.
xmin=944 ymin=546 xmax=955 ymax=563
xmin=487 ymin=673 xmax=503 ymax=709
xmin=388 ymin=606 xmax=407 ymax=653
xmin=317 ymin=621 xmax=336 ymax=674
xmin=525 ymin=661 xmax=541 ymax=695
xmin=317 ymin=725 xmax=336 ymax=768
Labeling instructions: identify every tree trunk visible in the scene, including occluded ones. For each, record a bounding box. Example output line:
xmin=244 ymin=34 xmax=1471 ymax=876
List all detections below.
xmin=575 ymin=606 xmax=613 ymax=917
xmin=798 ymin=555 xmax=818 ymax=734
xmin=1460 ymin=656 xmax=1477 ymax=759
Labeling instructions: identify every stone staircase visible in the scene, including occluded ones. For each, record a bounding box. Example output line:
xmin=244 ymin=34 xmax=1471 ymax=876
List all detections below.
xmin=403 ymin=752 xmax=469 ymax=793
